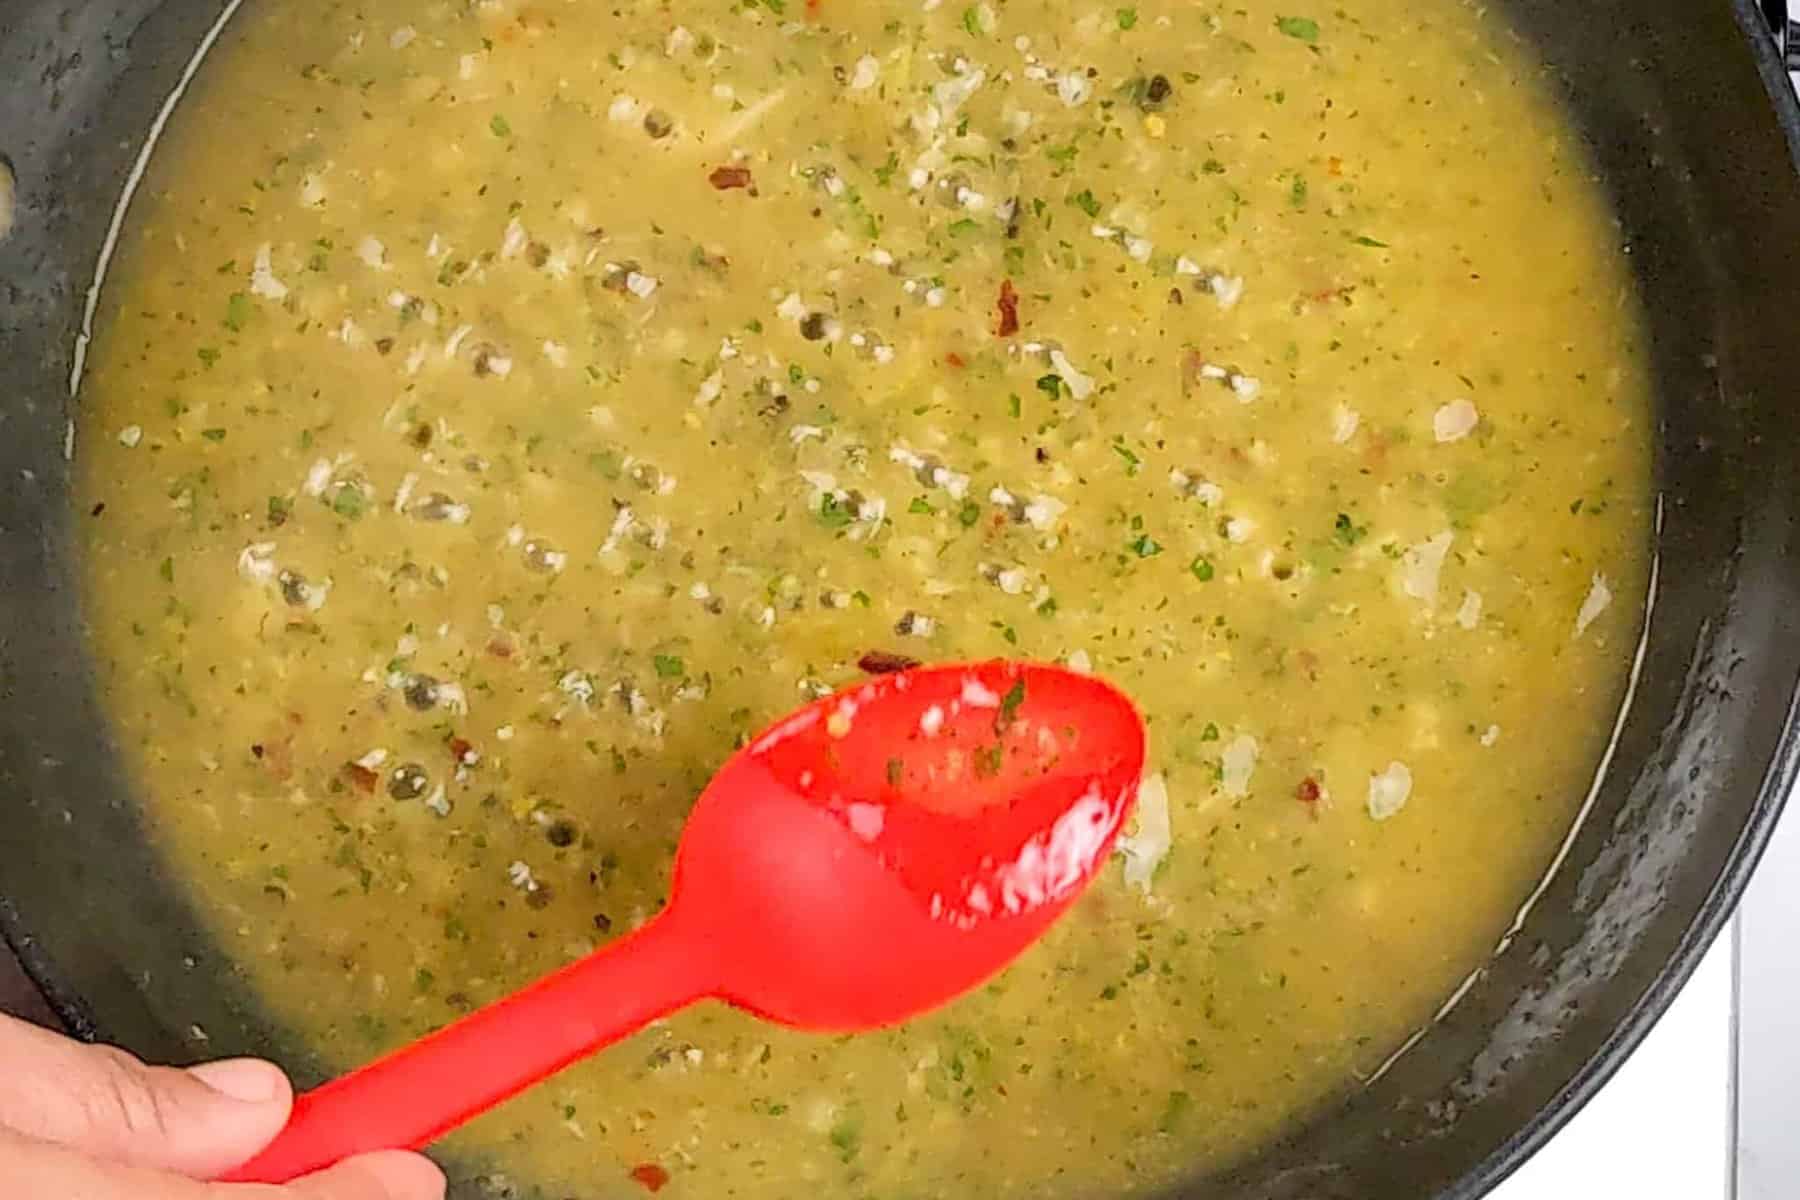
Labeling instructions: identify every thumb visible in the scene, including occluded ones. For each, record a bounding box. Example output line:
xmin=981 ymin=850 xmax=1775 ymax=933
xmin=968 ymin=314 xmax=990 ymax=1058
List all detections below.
xmin=0 ymin=1012 xmax=293 ymax=1177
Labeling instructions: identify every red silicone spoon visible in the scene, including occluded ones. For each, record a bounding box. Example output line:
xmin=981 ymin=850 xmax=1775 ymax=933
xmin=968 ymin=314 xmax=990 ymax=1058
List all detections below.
xmin=223 ymin=659 xmax=1146 ymax=1184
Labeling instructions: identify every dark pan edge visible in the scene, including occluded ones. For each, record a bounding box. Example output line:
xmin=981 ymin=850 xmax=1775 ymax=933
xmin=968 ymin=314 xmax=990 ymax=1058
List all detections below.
xmin=1442 ymin=5 xmax=1800 ymax=1192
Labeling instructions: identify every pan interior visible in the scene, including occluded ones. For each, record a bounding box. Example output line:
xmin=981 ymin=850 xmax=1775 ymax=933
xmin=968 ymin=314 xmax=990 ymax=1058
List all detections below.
xmin=63 ymin=0 xmax=1653 ymax=1194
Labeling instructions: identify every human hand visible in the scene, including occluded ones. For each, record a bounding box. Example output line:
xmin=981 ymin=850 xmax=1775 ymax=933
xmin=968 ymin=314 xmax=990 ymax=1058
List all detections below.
xmin=0 ymin=1011 xmax=445 ymax=1198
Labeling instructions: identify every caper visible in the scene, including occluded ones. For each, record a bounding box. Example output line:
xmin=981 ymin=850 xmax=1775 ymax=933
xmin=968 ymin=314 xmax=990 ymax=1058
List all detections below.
xmin=388 ymin=762 xmax=429 ymax=800
xmin=1139 ymin=73 xmax=1173 ymax=111
xmin=412 ymin=492 xmax=465 ymax=522
xmin=278 ymin=570 xmax=310 ymax=608
xmin=403 ymin=674 xmax=440 ymax=711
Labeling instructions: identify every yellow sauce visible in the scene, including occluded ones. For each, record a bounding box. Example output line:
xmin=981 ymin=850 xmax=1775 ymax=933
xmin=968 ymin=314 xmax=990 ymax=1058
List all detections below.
xmin=77 ymin=0 xmax=1651 ymax=1194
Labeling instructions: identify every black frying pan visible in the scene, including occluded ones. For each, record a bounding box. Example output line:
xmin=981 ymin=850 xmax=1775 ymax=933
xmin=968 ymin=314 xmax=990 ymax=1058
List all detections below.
xmin=4 ymin=1 xmax=1800 ymax=1196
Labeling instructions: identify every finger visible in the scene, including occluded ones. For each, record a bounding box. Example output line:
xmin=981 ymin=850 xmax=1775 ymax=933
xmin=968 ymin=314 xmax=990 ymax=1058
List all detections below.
xmin=0 ymin=1127 xmax=443 ymax=1200
xmin=0 ymin=1013 xmax=293 ymax=1177
xmin=0 ymin=1124 xmax=228 ymax=1198
xmin=288 ymin=1153 xmax=447 ymax=1200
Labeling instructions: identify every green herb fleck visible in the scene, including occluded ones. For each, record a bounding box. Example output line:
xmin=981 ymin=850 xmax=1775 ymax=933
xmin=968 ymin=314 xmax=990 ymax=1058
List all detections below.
xmin=223 ymin=292 xmax=252 ymax=332
xmin=1128 ymin=533 xmax=1163 ymax=558
xmin=962 ymin=5 xmax=982 ymax=35
xmin=908 ymin=496 xmax=937 ymax=515
xmin=200 ymin=428 xmax=226 ymax=442
xmin=1333 ymin=512 xmax=1367 ymax=546
xmin=653 ymin=654 xmax=685 ymax=679
xmin=818 ymin=493 xmax=855 ymax=529
xmin=975 ymin=743 xmax=1004 ymax=777
xmin=196 ymin=347 xmax=221 ymax=369
xmin=1351 ymin=234 xmax=1389 ymax=247
xmin=997 ymin=678 xmax=1027 ymax=729
xmin=1117 ymin=7 xmax=1138 ymax=28
xmin=1035 ymin=373 xmax=1064 ymax=400
xmin=1070 ymin=189 xmax=1102 ymax=218
xmin=489 ymin=113 xmax=512 ymax=138
xmin=330 ymin=486 xmax=366 ymax=520
xmin=828 ymin=1115 xmax=863 ymax=1163
xmin=958 ymin=500 xmax=983 ymax=528
xmin=158 ymin=557 xmax=174 ymax=584
xmin=1111 ymin=442 xmax=1143 ymax=475
xmin=1276 ymin=15 xmax=1320 ymax=41
xmin=1189 ymin=556 xmax=1215 ymax=582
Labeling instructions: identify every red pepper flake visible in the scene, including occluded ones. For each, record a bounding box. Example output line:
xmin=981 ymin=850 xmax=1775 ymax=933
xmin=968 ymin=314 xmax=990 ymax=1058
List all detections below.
xmin=629 ymin=1164 xmax=671 ymax=1193
xmin=994 ymin=278 xmax=1020 ymax=337
xmin=447 ymin=736 xmax=476 ymax=765
xmin=858 ymin=650 xmax=922 ymax=675
xmin=944 ymin=350 xmax=967 ymax=369
xmin=806 ymin=0 xmax=821 ymax=13
xmin=1179 ymin=348 xmax=1206 ymax=397
xmin=1305 ymin=283 xmax=1355 ymax=305
xmin=708 ymin=165 xmax=753 ymax=191
xmin=343 ymin=762 xmax=379 ymax=793
xmin=1296 ymin=776 xmax=1322 ymax=806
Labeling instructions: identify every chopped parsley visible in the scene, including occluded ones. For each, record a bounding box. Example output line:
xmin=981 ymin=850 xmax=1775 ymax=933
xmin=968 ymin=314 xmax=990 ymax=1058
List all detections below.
xmin=223 ymin=292 xmax=251 ymax=332
xmin=1276 ymin=15 xmax=1320 ymax=41
xmin=330 ymin=486 xmax=366 ymax=520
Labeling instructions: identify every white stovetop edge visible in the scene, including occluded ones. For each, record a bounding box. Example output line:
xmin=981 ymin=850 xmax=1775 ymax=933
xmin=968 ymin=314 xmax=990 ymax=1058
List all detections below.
xmin=1488 ymin=931 xmax=1733 ymax=1199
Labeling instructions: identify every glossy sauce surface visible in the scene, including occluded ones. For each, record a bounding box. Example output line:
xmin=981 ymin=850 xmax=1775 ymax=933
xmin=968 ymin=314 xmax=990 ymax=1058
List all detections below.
xmin=79 ymin=0 xmax=1650 ymax=1195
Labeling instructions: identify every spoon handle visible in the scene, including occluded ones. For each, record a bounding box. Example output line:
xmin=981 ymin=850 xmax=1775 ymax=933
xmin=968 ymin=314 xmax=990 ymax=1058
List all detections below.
xmin=219 ymin=908 xmax=715 ymax=1184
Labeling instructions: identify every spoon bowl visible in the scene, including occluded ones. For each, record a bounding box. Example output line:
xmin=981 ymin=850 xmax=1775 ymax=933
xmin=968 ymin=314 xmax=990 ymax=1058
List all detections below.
xmin=222 ymin=659 xmax=1146 ymax=1184
xmin=681 ymin=660 xmax=1145 ymax=1028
